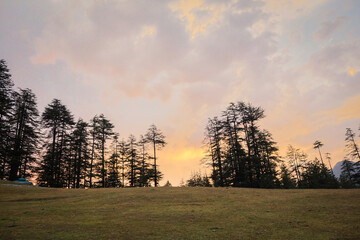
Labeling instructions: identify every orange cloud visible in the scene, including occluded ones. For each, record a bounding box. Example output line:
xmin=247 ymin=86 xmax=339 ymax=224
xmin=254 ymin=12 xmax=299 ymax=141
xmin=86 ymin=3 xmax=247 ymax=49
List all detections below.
xmin=170 ymin=0 xmax=225 ymax=39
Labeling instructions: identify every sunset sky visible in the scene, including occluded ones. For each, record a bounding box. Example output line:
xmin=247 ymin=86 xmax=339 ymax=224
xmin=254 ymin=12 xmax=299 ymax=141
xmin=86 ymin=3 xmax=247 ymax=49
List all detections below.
xmin=1 ymin=0 xmax=359 ymax=185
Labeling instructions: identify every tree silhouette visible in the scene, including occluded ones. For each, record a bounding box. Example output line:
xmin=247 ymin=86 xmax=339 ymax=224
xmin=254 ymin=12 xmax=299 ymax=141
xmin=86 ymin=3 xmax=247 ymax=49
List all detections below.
xmin=126 ymin=135 xmax=138 ymax=187
xmin=279 ymin=164 xmax=296 ymax=189
xmin=9 ymin=88 xmax=39 ymax=180
xmin=145 ymin=124 xmax=166 ymax=187
xmin=1 ymin=58 xmax=353 ymax=189
xmin=313 ymin=140 xmax=325 ymax=167
xmin=325 ymin=153 xmax=335 ymax=176
xmin=187 ymin=171 xmax=211 ymax=187
xmin=108 ymin=134 xmax=121 ymax=187
xmin=118 ymin=139 xmax=128 ymax=187
xmin=286 ymin=145 xmax=307 ymax=187
xmin=339 ymin=159 xmax=356 ymax=188
xmin=345 ymin=128 xmax=360 ymax=161
xmin=205 ymin=117 xmax=224 ymax=187
xmin=204 ymin=102 xmax=280 ymax=188
xmin=70 ymin=119 xmax=89 ymax=188
xmin=301 ymin=158 xmax=338 ymax=188
xmin=96 ymin=114 xmax=114 ymax=188
xmin=138 ymin=135 xmax=151 ymax=187
xmin=88 ymin=115 xmax=99 ymax=188
xmin=38 ymin=99 xmax=74 ymax=187
xmin=0 ymin=59 xmax=14 ymax=179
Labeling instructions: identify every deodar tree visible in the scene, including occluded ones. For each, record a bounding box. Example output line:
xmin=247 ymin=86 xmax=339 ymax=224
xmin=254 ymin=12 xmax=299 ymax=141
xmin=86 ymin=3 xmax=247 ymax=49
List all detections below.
xmin=38 ymin=99 xmax=74 ymax=187
xmin=126 ymin=134 xmax=138 ymax=187
xmin=204 ymin=102 xmax=281 ymax=188
xmin=286 ymin=145 xmax=307 ymax=187
xmin=313 ymin=140 xmax=325 ymax=167
xmin=96 ymin=114 xmax=114 ymax=188
xmin=146 ymin=124 xmax=166 ymax=187
xmin=205 ymin=117 xmax=224 ymax=187
xmin=9 ymin=88 xmax=39 ymax=180
xmin=345 ymin=128 xmax=360 ymax=161
xmin=343 ymin=128 xmax=360 ymax=185
xmin=1 ymin=58 xmax=170 ymax=187
xmin=88 ymin=115 xmax=99 ymax=188
xmin=118 ymin=139 xmax=128 ymax=187
xmin=0 ymin=59 xmax=14 ymax=179
xmin=69 ymin=119 xmax=89 ymax=188
xmin=108 ymin=134 xmax=120 ymax=187
xmin=138 ymin=134 xmax=151 ymax=187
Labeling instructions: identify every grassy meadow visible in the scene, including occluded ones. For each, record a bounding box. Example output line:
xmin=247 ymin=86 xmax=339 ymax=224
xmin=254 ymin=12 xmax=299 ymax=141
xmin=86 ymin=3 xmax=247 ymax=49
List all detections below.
xmin=0 ymin=181 xmax=359 ymax=240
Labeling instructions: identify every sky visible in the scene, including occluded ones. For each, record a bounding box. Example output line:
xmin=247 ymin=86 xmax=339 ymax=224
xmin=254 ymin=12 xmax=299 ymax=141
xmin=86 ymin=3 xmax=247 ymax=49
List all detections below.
xmin=1 ymin=0 xmax=359 ymax=186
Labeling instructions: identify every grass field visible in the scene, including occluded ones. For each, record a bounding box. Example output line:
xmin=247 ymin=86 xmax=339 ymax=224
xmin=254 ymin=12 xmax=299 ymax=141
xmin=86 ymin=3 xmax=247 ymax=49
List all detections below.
xmin=1 ymin=181 xmax=360 ymax=240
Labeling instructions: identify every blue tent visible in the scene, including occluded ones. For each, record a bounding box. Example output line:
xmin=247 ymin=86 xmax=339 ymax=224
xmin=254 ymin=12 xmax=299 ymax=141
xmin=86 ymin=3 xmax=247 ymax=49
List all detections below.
xmin=13 ymin=178 xmax=33 ymax=185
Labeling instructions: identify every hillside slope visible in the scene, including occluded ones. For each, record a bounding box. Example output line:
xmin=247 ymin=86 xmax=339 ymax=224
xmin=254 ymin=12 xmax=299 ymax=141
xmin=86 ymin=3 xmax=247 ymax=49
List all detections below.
xmin=0 ymin=182 xmax=359 ymax=240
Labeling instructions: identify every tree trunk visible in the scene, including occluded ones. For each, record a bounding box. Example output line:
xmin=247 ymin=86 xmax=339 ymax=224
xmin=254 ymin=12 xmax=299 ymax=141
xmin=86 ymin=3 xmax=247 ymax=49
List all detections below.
xmin=90 ymin=134 xmax=95 ymax=188
xmin=318 ymin=148 xmax=325 ymax=167
xmin=153 ymin=140 xmax=157 ymax=187
xmin=102 ymin=136 xmax=105 ymax=188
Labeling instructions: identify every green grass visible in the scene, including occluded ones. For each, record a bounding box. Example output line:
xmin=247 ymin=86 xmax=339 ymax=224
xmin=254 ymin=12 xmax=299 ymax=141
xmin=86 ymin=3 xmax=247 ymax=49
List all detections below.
xmin=1 ymin=181 xmax=359 ymax=240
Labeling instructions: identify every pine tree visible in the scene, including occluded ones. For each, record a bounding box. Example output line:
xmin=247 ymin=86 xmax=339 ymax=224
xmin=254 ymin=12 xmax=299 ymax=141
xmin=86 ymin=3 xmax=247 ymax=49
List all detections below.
xmin=286 ymin=145 xmax=307 ymax=187
xmin=301 ymin=158 xmax=338 ymax=188
xmin=186 ymin=171 xmax=211 ymax=187
xmin=0 ymin=59 xmax=14 ymax=179
xmin=96 ymin=114 xmax=114 ymax=187
xmin=118 ymin=139 xmax=128 ymax=187
xmin=126 ymin=135 xmax=138 ymax=187
xmin=345 ymin=128 xmax=360 ymax=161
xmin=279 ymin=164 xmax=296 ymax=189
xmin=222 ymin=103 xmax=244 ymax=187
xmin=108 ymin=134 xmax=120 ymax=187
xmin=145 ymin=124 xmax=166 ymax=187
xmin=204 ymin=102 xmax=280 ymax=188
xmin=325 ymin=153 xmax=335 ymax=176
xmin=313 ymin=140 xmax=325 ymax=167
xmin=70 ymin=119 xmax=89 ymax=188
xmin=256 ymin=130 xmax=281 ymax=188
xmin=344 ymin=128 xmax=360 ymax=185
xmin=88 ymin=115 xmax=99 ymax=188
xmin=239 ymin=102 xmax=265 ymax=188
xmin=339 ymin=159 xmax=356 ymax=188
xmin=9 ymin=88 xmax=39 ymax=180
xmin=138 ymin=135 xmax=151 ymax=187
xmin=205 ymin=117 xmax=224 ymax=187
xmin=38 ymin=99 xmax=74 ymax=187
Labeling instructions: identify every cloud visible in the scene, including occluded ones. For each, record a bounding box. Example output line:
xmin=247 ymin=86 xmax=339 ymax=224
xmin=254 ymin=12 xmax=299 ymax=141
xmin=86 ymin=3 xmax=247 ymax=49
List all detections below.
xmin=169 ymin=0 xmax=227 ymax=39
xmin=4 ymin=0 xmax=357 ymax=183
xmin=30 ymin=0 xmax=277 ymax=104
xmin=348 ymin=68 xmax=357 ymax=76
xmin=305 ymin=41 xmax=360 ymax=83
xmin=314 ymin=16 xmax=347 ymax=41
xmin=264 ymin=0 xmax=330 ymax=20
xmin=135 ymin=25 xmax=157 ymax=44
xmin=321 ymin=94 xmax=360 ymax=122
xmin=259 ymin=0 xmax=330 ymax=35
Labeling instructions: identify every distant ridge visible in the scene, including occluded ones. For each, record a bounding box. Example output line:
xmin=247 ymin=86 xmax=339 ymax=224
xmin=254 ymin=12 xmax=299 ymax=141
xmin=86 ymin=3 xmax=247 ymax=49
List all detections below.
xmin=332 ymin=160 xmax=356 ymax=179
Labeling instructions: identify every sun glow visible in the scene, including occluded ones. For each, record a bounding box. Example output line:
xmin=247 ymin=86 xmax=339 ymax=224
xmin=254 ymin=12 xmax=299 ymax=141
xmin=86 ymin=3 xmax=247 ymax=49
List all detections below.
xmin=165 ymin=147 xmax=206 ymax=162
xmin=348 ymin=68 xmax=357 ymax=76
